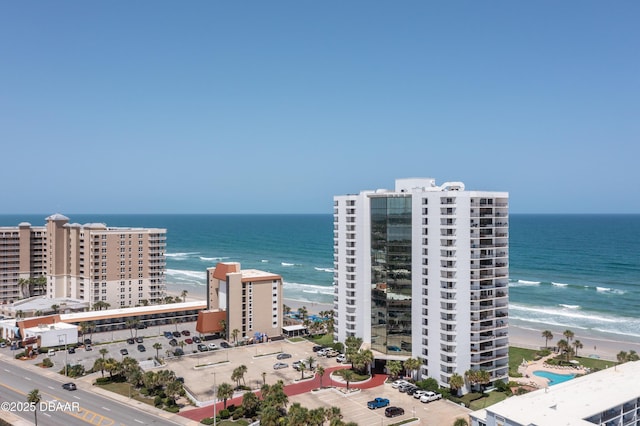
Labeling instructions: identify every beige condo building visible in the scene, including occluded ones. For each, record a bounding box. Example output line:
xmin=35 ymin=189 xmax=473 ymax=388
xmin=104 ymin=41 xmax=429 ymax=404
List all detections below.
xmin=198 ymin=262 xmax=283 ymax=341
xmin=0 ymin=214 xmax=167 ymax=309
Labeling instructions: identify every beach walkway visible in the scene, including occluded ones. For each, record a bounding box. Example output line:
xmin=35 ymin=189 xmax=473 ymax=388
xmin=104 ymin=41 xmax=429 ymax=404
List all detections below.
xmin=179 ymin=365 xmax=388 ymax=422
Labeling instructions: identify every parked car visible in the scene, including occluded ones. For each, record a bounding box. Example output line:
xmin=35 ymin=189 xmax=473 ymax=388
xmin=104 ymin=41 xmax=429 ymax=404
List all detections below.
xmin=120 ymin=348 xmax=129 ymax=356
xmin=62 ymin=382 xmax=77 ymax=391
xmin=420 ymin=392 xmax=442 ymax=403
xmin=197 ymin=344 xmax=208 ymax=352
xmin=312 ymin=345 xmax=323 ymax=352
xmin=413 ymin=390 xmax=428 ymax=399
xmin=0 ymin=342 xmax=6 ymax=348
xmin=68 ymin=347 xmax=75 ymax=354
xmin=127 ymin=338 xmax=135 ymax=344
xmin=164 ymin=331 xmax=174 ymax=339
xmin=193 ymin=336 xmax=202 ymax=344
xmin=136 ymin=323 xmax=147 ymax=329
xmin=185 ymin=338 xmax=193 ymax=344
xmin=169 ymin=339 xmax=178 ymax=347
xmin=136 ymin=337 xmax=144 ymax=343
xmin=84 ymin=339 xmax=92 ymax=345
xmin=391 ymin=379 xmax=409 ymax=389
xmin=181 ymin=330 xmax=190 ymax=336
xmin=336 ymin=354 xmax=347 ymax=363
xmin=325 ymin=349 xmax=339 ymax=357
xmin=385 ymin=407 xmax=405 ymax=418
xmin=172 ymin=331 xmax=181 ymax=338
xmin=173 ymin=348 xmax=184 ymax=356
xmin=137 ymin=344 xmax=146 ymax=352
xmin=85 ymin=344 xmax=92 ymax=351
xmin=220 ymin=341 xmax=230 ymax=348
xmin=367 ymin=397 xmax=390 ymax=409
xmin=277 ymin=353 xmax=292 ymax=360
xmin=273 ymin=362 xmax=288 ymax=370
xmin=406 ymin=386 xmax=420 ymax=396
xmin=208 ymin=343 xmax=217 ymax=350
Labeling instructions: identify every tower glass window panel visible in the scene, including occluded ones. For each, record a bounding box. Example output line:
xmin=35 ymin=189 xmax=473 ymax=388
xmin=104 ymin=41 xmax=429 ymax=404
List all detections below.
xmin=370 ymin=196 xmax=412 ymax=355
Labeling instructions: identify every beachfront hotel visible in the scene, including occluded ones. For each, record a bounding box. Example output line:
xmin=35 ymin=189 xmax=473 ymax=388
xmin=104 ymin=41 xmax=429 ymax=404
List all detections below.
xmin=196 ymin=262 xmax=284 ymax=342
xmin=470 ymin=361 xmax=640 ymax=426
xmin=333 ymin=178 xmax=509 ymax=392
xmin=0 ymin=214 xmax=167 ymax=309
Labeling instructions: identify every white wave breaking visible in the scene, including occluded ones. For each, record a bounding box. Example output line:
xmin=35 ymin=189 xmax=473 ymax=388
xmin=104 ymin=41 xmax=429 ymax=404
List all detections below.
xmin=165 ymin=252 xmax=200 ymax=259
xmin=552 ymin=282 xmax=569 ymax=287
xmin=314 ymin=267 xmax=334 ymax=273
xmin=199 ymin=256 xmax=231 ymax=262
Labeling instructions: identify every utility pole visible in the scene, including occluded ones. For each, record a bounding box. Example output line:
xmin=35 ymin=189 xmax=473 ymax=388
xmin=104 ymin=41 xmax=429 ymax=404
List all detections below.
xmin=213 ymin=372 xmax=217 ymax=426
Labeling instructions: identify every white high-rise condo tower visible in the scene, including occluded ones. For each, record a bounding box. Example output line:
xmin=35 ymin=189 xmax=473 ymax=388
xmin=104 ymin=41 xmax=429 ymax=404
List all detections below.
xmin=333 ymin=178 xmax=509 ymax=393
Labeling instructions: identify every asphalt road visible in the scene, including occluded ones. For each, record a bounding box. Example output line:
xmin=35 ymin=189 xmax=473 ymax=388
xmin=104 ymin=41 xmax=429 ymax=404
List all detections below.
xmin=0 ymin=357 xmax=182 ymax=425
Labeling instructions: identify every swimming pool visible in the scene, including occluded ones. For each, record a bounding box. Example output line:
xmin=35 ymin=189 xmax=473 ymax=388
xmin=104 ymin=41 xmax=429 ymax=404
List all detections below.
xmin=533 ymin=370 xmax=575 ymax=385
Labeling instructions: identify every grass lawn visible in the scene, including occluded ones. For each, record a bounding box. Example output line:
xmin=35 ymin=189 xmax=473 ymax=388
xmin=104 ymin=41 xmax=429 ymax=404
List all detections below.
xmin=218 ymin=420 xmax=249 ymax=426
xmin=307 ymin=334 xmax=333 ymax=347
xmin=469 ymin=391 xmax=508 ymax=411
xmin=508 ymin=347 xmax=539 ymax=376
xmin=99 ymin=381 xmax=151 ymax=405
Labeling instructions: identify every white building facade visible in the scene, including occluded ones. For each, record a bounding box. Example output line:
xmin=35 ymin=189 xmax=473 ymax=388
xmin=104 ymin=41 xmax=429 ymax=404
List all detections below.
xmin=333 ymin=178 xmax=509 ymax=392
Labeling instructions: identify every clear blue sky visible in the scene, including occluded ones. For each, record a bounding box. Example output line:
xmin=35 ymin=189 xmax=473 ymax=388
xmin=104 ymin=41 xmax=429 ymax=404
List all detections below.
xmin=1 ymin=1 xmax=638 ymax=214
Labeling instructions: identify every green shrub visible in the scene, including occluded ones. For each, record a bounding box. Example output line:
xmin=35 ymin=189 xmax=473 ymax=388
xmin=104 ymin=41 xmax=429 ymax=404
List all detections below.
xmin=153 ymin=395 xmax=163 ymax=407
xmin=232 ymin=407 xmax=245 ymax=420
xmin=95 ymin=377 xmax=111 ymax=385
xmin=15 ymin=351 xmax=26 ymax=359
xmin=200 ymin=417 xmax=215 ymax=425
xmin=219 ymin=409 xmax=230 ymax=419
xmin=164 ymin=405 xmax=180 ymax=413
xmin=42 ymin=358 xmax=54 ymax=368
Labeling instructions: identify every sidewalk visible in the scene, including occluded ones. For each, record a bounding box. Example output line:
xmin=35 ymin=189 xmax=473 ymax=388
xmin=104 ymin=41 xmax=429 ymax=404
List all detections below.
xmin=179 ymin=365 xmax=388 ymax=422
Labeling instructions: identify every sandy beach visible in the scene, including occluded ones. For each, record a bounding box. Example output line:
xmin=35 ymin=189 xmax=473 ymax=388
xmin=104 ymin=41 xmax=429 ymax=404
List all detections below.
xmin=166 ymin=283 xmax=640 ymax=362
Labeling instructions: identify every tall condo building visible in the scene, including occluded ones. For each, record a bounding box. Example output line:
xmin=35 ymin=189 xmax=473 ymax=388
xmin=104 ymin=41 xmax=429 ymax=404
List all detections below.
xmin=333 ymin=178 xmax=509 ymax=391
xmin=0 ymin=214 xmax=167 ymax=308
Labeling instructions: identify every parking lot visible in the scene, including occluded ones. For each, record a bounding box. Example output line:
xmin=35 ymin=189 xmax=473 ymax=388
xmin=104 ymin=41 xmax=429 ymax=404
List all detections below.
xmin=7 ymin=325 xmax=471 ymax=425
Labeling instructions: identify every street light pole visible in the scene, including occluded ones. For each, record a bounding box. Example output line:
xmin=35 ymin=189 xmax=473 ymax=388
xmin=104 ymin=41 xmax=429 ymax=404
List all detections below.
xmin=213 ymin=372 xmax=217 ymax=426
xmin=59 ymin=334 xmax=67 ymax=377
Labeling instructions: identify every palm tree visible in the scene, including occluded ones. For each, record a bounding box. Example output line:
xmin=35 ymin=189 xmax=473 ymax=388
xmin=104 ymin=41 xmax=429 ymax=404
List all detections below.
xmin=298 ymin=362 xmax=306 ymax=380
xmin=476 ymin=369 xmax=491 ymax=391
xmin=27 ymin=389 xmax=42 ymax=425
xmin=557 ymin=339 xmax=572 ymax=362
xmin=573 ymin=340 xmax=584 ymax=357
xmin=449 ymin=373 xmax=465 ymax=396
xmin=153 ymin=342 xmax=162 ymax=360
xmin=262 ymin=371 xmax=267 ymax=386
xmin=242 ymin=391 xmax=260 ymax=417
xmin=404 ymin=357 xmax=422 ymax=381
xmin=51 ymin=304 xmax=60 ymax=314
xmin=359 ymin=349 xmax=374 ymax=374
xmin=386 ymin=360 xmax=403 ymax=379
xmin=288 ymin=402 xmax=309 ymax=425
xmin=298 ymin=306 xmax=308 ymax=321
xmin=306 ymin=355 xmax=316 ymax=371
xmin=126 ymin=319 xmax=139 ymax=338
xmin=93 ymin=358 xmax=106 ymax=378
xmin=180 ymin=289 xmax=188 ymax=302
xmin=325 ymin=406 xmax=343 ymax=424
xmin=308 ymin=407 xmax=325 ymax=426
xmin=453 ymin=418 xmax=469 ymax=426
xmin=563 ymin=329 xmax=575 ymax=345
xmin=219 ymin=319 xmax=227 ymax=340
xmin=283 ymin=304 xmax=291 ymax=316
xmin=316 ymin=365 xmax=325 ymax=388
xmin=99 ymin=348 xmax=108 ymax=360
xmin=342 ymin=369 xmax=354 ymax=391
xmin=542 ymin=330 xmax=553 ymax=348
xmin=464 ymin=369 xmax=478 ymax=391
xmin=216 ymin=382 xmax=234 ymax=409
xmin=231 ymin=328 xmax=240 ymax=345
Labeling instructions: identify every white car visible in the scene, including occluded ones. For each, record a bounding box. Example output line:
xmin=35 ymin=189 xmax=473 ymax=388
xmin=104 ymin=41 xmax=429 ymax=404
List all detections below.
xmin=413 ymin=389 xmax=428 ymax=399
xmin=420 ymin=391 xmax=442 ymax=403
xmin=391 ymin=379 xmax=409 ymax=389
xmin=208 ymin=343 xmax=217 ymax=350
xmin=336 ymin=354 xmax=346 ymax=363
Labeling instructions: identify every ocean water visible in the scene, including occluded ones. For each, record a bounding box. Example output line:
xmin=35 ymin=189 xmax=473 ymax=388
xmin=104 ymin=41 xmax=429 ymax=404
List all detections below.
xmin=2 ymin=214 xmax=639 ymax=340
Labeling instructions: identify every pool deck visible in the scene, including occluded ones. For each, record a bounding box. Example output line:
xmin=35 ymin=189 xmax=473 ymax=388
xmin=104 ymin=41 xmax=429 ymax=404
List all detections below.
xmin=513 ymin=354 xmax=586 ymax=388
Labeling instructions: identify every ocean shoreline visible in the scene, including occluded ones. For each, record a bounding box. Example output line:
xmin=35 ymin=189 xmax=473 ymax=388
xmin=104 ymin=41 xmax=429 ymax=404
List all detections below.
xmin=166 ymin=282 xmax=639 ymax=362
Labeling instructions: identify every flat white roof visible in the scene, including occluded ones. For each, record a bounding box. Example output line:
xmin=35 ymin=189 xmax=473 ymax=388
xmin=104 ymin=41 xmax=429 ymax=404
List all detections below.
xmin=473 ymin=361 xmax=640 ymax=425
xmin=282 ymin=325 xmax=307 ymax=331
xmin=60 ymin=301 xmax=206 ymax=322
xmin=24 ymin=322 xmax=77 ymax=332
